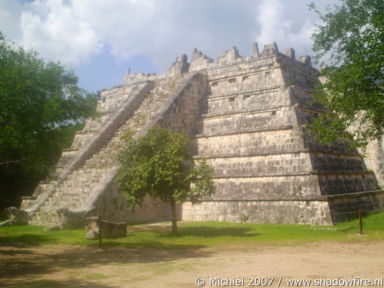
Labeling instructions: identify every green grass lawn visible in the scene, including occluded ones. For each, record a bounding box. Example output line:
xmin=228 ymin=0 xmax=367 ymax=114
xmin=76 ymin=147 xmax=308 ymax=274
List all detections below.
xmin=0 ymin=211 xmax=383 ymax=249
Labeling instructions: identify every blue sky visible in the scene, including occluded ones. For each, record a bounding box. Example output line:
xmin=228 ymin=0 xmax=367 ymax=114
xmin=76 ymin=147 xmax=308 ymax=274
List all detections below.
xmin=0 ymin=0 xmax=338 ymax=92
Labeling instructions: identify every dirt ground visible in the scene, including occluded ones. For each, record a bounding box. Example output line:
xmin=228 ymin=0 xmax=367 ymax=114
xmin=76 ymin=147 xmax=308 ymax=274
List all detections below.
xmin=0 ymin=240 xmax=383 ymax=288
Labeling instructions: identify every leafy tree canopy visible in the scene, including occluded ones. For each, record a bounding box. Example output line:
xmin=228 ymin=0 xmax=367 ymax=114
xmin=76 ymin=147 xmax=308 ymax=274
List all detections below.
xmin=116 ymin=126 xmax=213 ymax=235
xmin=309 ymin=0 xmax=384 ymax=148
xmin=0 ymin=32 xmax=97 ymax=209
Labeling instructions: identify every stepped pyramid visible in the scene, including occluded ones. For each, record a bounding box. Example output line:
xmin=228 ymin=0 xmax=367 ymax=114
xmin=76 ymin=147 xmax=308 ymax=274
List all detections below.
xmin=20 ymin=43 xmax=384 ymax=227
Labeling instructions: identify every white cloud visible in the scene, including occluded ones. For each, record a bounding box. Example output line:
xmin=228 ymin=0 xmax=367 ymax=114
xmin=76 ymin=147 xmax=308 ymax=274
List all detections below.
xmin=0 ymin=0 xmax=338 ymax=71
xmin=71 ymin=0 xmax=159 ymax=60
xmin=3 ymin=0 xmax=178 ymax=68
xmin=254 ymin=0 xmax=315 ymax=58
xmin=19 ymin=0 xmax=101 ymax=66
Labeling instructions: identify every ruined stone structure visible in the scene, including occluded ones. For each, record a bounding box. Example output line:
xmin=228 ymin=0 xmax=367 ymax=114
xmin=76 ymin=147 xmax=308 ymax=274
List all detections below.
xmin=20 ymin=43 xmax=384 ymax=227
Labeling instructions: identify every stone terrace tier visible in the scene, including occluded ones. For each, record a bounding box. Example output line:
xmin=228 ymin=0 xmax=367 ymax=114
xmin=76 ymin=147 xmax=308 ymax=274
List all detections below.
xmin=183 ymin=44 xmax=383 ymax=225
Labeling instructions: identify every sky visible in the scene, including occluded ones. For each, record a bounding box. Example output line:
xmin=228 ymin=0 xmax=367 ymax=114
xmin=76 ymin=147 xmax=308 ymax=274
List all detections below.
xmin=0 ymin=0 xmax=339 ymax=92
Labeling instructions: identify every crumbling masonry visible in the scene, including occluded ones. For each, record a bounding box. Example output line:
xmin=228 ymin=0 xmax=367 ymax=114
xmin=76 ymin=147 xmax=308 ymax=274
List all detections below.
xmin=20 ymin=43 xmax=384 ymax=227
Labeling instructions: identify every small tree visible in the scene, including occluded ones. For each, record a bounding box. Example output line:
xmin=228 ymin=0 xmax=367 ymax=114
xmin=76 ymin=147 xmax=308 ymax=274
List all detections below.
xmin=116 ymin=126 xmax=213 ymax=235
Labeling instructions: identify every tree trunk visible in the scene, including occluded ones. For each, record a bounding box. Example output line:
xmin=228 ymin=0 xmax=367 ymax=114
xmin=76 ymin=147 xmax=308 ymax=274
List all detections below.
xmin=170 ymin=197 xmax=178 ymax=236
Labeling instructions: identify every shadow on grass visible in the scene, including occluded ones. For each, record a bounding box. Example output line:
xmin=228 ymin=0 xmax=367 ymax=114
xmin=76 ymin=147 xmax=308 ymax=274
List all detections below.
xmin=128 ymin=223 xmax=259 ymax=238
xmin=0 ymin=233 xmax=53 ymax=247
xmin=99 ymin=239 xmax=205 ymax=250
xmin=1 ymin=279 xmax=116 ymax=288
xmin=176 ymin=226 xmax=259 ymax=238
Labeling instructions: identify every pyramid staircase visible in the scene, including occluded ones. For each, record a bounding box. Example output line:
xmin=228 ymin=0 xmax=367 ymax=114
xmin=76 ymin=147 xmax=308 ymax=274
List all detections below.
xmin=21 ymin=72 xmax=209 ymax=227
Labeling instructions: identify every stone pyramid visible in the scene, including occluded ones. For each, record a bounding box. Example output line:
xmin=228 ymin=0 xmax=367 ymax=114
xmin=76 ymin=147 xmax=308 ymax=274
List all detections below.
xmin=20 ymin=43 xmax=384 ymax=227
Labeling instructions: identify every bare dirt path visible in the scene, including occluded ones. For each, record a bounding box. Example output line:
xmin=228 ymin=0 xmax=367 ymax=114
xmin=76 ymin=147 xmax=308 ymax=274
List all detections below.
xmin=0 ymin=240 xmax=383 ymax=288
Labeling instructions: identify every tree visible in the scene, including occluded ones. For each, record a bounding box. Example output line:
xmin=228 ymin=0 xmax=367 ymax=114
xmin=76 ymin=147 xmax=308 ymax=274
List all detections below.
xmin=309 ymin=0 xmax=384 ymax=148
xmin=116 ymin=126 xmax=213 ymax=235
xmin=0 ymin=32 xmax=97 ymax=210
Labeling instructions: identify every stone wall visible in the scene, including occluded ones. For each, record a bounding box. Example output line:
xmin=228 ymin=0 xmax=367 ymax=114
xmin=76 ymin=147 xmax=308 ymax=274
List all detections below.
xmin=195 ymin=106 xmax=296 ymax=136
xmin=182 ymin=200 xmax=332 ymax=225
xmin=205 ymin=153 xmax=313 ymax=178
xmin=193 ymin=129 xmax=305 ymax=157
xmin=206 ymin=174 xmax=322 ymax=200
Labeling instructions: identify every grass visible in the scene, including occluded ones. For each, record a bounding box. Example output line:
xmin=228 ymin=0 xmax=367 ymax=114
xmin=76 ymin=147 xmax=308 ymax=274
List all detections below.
xmin=0 ymin=211 xmax=383 ymax=249
xmin=0 ymin=225 xmax=89 ymax=246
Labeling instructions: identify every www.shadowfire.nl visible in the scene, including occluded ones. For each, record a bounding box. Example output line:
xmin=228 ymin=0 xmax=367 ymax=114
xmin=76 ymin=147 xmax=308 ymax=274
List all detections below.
xmin=286 ymin=277 xmax=384 ymax=287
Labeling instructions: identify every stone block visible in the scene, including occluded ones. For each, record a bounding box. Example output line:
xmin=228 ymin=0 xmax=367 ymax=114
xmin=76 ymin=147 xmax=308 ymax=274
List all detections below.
xmin=85 ymin=217 xmax=127 ymax=239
